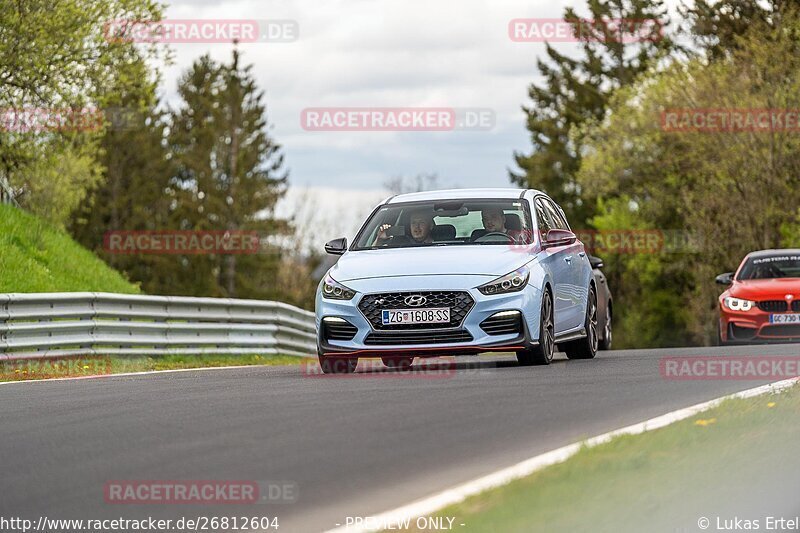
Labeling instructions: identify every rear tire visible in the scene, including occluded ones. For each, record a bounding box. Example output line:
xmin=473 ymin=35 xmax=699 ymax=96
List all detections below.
xmin=563 ymin=285 xmax=599 ymax=360
xmin=517 ymin=289 xmax=554 ymax=366
xmin=382 ymin=356 xmax=414 ymax=370
xmin=318 ymin=353 xmax=358 ymax=374
xmin=598 ymin=304 xmax=612 ymax=350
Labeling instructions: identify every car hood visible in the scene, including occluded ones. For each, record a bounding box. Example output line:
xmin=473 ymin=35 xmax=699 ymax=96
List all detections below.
xmin=729 ymin=278 xmax=800 ymax=300
xmin=329 ymin=246 xmax=532 ymax=282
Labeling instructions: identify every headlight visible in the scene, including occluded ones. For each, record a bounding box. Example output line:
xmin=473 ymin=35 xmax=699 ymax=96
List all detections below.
xmin=478 ymin=266 xmax=530 ymax=295
xmin=322 ymin=274 xmax=356 ymax=300
xmin=723 ymin=297 xmax=755 ymax=311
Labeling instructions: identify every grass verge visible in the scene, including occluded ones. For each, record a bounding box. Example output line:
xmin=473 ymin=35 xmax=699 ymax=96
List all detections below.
xmin=0 ymin=203 xmax=139 ymax=293
xmin=0 ymin=353 xmax=306 ymax=382
xmin=396 ymin=384 xmax=800 ymax=533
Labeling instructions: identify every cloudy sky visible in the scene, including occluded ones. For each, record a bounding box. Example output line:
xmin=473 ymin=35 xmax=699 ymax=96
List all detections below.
xmin=158 ymin=0 xmax=673 ymax=243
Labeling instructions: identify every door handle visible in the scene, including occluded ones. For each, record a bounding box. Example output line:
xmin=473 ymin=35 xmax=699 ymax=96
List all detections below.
xmin=564 ymin=256 xmax=572 ymax=263
xmin=578 ymin=252 xmax=586 ymax=257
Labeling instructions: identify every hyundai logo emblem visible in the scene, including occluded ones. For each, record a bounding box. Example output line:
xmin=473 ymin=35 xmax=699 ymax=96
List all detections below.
xmin=404 ymin=295 xmax=427 ymax=307
xmin=786 ymin=294 xmax=794 ymax=301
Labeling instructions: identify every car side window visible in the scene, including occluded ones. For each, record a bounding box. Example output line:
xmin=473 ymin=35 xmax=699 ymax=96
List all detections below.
xmin=543 ymin=199 xmax=569 ymax=230
xmin=534 ymin=198 xmax=552 ymax=236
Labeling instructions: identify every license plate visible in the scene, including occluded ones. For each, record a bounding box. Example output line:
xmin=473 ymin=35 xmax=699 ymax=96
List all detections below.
xmin=382 ymin=308 xmax=450 ymax=325
xmin=770 ymin=313 xmax=800 ymax=324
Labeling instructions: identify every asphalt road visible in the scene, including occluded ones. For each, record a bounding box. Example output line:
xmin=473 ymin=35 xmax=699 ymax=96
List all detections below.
xmin=1 ymin=344 xmax=798 ymax=532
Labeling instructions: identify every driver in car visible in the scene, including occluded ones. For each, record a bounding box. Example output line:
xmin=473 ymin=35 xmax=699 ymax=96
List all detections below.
xmin=475 ymin=206 xmax=529 ymax=243
xmin=481 ymin=206 xmax=507 ymax=234
xmin=374 ymin=209 xmax=434 ymax=246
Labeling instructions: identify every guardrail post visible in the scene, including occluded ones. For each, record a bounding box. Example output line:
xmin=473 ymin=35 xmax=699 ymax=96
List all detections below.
xmin=0 ymin=294 xmax=9 ymax=357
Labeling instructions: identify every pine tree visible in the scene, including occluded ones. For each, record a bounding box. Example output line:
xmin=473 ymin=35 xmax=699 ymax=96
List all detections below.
xmin=511 ymin=0 xmax=675 ymax=227
xmin=681 ymin=0 xmax=790 ymax=59
xmin=168 ymin=49 xmax=289 ymax=299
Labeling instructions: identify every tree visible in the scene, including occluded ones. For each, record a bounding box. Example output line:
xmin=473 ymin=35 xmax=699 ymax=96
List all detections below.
xmin=680 ymin=0 xmax=791 ymax=59
xmin=16 ymin=135 xmax=104 ymax=229
xmin=0 ymin=0 xmax=163 ymax=109
xmin=575 ymin=12 xmax=800 ymax=346
xmin=511 ymin=0 xmax=675 ymax=227
xmin=0 ymin=0 xmax=164 ymax=227
xmin=69 ymin=57 xmax=175 ymax=291
xmin=167 ymin=50 xmax=289 ymax=299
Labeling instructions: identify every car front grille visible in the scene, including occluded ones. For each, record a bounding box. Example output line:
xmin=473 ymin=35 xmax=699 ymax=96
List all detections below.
xmin=757 ymin=300 xmax=788 ymax=312
xmin=480 ymin=312 xmax=522 ymax=336
xmin=793 ymin=301 xmax=800 ymax=312
xmin=363 ymin=329 xmax=473 ymax=345
xmin=358 ymin=291 xmax=474 ymax=330
xmin=761 ymin=324 xmax=800 ymax=338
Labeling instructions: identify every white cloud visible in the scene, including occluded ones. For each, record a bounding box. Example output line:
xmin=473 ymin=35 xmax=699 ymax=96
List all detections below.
xmin=158 ymin=0 xmax=581 ymax=194
xmin=154 ymin=0 xmax=690 ymax=249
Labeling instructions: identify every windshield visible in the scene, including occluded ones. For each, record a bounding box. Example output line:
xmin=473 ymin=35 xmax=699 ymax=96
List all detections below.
xmin=352 ymin=199 xmax=534 ymax=250
xmin=737 ymin=254 xmax=800 ymax=280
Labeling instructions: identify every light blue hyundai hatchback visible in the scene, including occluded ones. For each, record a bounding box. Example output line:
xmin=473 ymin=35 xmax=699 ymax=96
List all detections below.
xmin=315 ymin=188 xmax=597 ymax=373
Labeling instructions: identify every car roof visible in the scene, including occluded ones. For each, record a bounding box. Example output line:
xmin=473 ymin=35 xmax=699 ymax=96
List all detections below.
xmin=384 ymin=188 xmax=546 ymax=204
xmin=744 ymin=249 xmax=800 ymax=259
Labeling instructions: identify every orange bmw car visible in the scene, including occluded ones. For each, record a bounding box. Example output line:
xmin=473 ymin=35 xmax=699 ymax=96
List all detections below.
xmin=717 ymin=249 xmax=800 ymax=344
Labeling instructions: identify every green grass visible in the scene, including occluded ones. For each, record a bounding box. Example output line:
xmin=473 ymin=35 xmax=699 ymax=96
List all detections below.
xmin=0 ymin=205 xmax=310 ymax=380
xmin=0 ymin=203 xmax=139 ymax=293
xmin=398 ymin=385 xmax=800 ymax=533
xmin=0 ymin=352 xmax=306 ymax=381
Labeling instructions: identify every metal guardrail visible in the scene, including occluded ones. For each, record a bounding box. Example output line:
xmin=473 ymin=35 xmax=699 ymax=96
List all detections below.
xmin=0 ymin=292 xmax=317 ymax=360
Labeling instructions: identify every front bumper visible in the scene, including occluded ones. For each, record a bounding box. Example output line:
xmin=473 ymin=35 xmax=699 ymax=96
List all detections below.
xmin=316 ymin=275 xmax=542 ymax=358
xmin=720 ymin=307 xmax=800 ymax=343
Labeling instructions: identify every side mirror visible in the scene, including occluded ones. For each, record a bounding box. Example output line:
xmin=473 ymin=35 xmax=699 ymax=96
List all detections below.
xmin=324 ymin=237 xmax=347 ymax=255
xmin=589 ymin=255 xmax=604 ymax=269
xmin=542 ymin=228 xmax=577 ymax=249
xmin=715 ymin=272 xmax=734 ymax=286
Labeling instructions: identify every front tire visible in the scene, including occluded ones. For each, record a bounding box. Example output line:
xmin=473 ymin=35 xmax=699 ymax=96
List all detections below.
xmin=517 ymin=289 xmax=554 ymax=366
xmin=318 ymin=353 xmax=358 ymax=374
xmin=563 ymin=285 xmax=599 ymax=360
